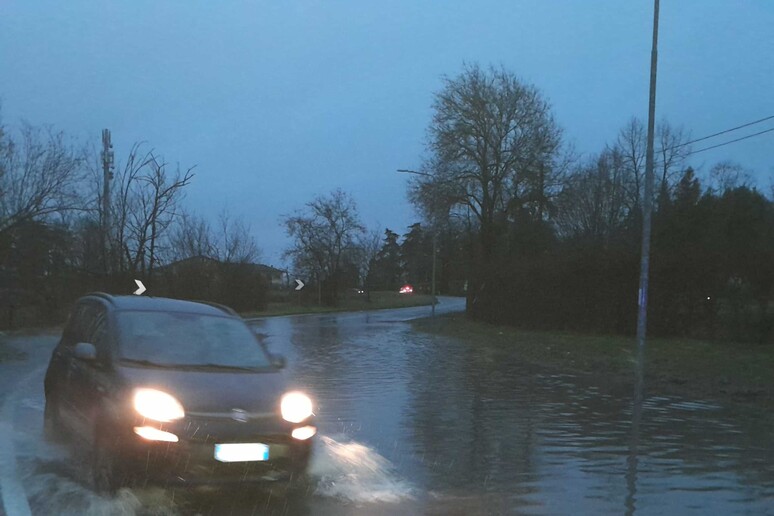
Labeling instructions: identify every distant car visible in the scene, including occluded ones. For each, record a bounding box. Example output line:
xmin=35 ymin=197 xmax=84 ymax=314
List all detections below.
xmin=399 ymin=284 xmax=414 ymax=294
xmin=43 ymin=293 xmax=316 ymax=493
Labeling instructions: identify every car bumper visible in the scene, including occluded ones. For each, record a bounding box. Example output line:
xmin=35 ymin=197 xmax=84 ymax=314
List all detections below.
xmin=108 ymin=419 xmax=314 ymax=486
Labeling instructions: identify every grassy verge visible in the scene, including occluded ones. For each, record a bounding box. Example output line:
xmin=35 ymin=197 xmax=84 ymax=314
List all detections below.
xmin=242 ymin=291 xmax=435 ymax=318
xmin=413 ymin=314 xmax=774 ymax=409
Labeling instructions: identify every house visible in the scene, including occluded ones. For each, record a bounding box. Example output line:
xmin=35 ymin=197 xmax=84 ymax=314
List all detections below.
xmin=251 ymin=264 xmax=288 ymax=288
xmin=155 ymin=256 xmax=288 ymax=289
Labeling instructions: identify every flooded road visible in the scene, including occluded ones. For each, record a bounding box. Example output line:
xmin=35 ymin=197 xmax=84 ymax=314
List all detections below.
xmin=1 ymin=297 xmax=773 ymax=515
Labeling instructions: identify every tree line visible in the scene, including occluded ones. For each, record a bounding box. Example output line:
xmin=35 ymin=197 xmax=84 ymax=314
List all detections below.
xmin=0 ymin=115 xmax=457 ymax=326
xmin=4 ymin=62 xmax=773 ymax=344
xmin=280 ymin=189 xmax=470 ymax=305
xmin=407 ymin=64 xmax=774 ymax=344
xmin=0 ymin=119 xmax=265 ymax=328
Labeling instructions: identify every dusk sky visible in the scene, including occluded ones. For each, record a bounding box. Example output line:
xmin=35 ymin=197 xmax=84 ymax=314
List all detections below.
xmin=2 ymin=1 xmax=773 ymax=267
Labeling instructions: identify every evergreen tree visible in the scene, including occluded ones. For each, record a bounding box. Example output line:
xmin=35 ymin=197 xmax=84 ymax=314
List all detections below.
xmin=370 ymin=229 xmax=402 ymax=290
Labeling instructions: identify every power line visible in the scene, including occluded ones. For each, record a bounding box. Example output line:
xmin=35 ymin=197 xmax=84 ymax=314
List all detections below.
xmin=685 ymin=126 xmax=774 ymax=157
xmin=662 ymin=114 xmax=774 ymax=152
xmin=653 ymin=123 xmax=774 ymax=167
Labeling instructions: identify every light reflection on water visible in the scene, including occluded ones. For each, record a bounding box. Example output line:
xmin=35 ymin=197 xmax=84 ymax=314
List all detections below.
xmin=11 ymin=302 xmax=774 ymax=514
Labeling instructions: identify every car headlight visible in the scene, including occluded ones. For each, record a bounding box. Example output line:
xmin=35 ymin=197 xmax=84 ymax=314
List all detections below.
xmin=280 ymin=391 xmax=313 ymax=423
xmin=133 ymin=388 xmax=185 ymax=422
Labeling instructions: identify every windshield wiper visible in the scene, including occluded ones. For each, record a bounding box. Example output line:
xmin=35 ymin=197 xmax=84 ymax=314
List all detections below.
xmin=172 ymin=363 xmax=262 ymax=372
xmin=118 ymin=358 xmax=177 ymax=369
xmin=119 ymin=358 xmax=265 ymax=371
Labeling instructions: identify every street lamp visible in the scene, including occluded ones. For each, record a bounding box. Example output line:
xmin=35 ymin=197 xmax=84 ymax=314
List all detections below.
xmin=398 ymin=168 xmax=438 ymax=317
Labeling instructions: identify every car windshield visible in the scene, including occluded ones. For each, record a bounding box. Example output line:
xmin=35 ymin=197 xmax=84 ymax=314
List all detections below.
xmin=116 ymin=310 xmax=271 ymax=369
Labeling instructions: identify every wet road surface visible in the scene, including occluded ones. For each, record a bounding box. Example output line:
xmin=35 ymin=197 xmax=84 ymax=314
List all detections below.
xmin=1 ymin=297 xmax=773 ymax=515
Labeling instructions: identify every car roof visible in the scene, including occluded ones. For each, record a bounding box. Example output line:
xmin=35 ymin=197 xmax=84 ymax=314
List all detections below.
xmin=81 ymin=293 xmax=238 ymax=317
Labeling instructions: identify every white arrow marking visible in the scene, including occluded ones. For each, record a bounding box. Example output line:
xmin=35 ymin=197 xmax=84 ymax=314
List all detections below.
xmin=295 ymin=279 xmax=305 ymax=291
xmin=134 ymin=279 xmax=146 ymax=295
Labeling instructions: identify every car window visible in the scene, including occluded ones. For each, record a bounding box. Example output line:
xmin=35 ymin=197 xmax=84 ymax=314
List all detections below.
xmin=60 ymin=307 xmax=79 ymax=347
xmin=115 ymin=310 xmax=271 ymax=369
xmin=62 ymin=302 xmax=97 ymax=347
xmin=87 ymin=308 xmax=109 ymax=360
xmin=78 ymin=304 xmax=100 ymax=342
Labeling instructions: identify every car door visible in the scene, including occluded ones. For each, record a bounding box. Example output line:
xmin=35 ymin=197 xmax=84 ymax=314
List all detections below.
xmin=77 ymin=307 xmax=115 ymax=444
xmin=65 ymin=301 xmax=106 ymax=440
xmin=45 ymin=305 xmax=78 ymax=404
xmin=53 ymin=301 xmax=95 ymax=433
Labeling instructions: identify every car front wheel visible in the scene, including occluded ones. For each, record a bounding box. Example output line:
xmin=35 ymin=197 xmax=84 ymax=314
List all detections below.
xmin=92 ymin=430 xmax=122 ymax=495
xmin=43 ymin=394 xmax=65 ymax=443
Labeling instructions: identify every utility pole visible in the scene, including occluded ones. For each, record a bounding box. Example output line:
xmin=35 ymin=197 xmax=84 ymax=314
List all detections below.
xmin=101 ymin=129 xmax=114 ymax=273
xmin=431 ymin=228 xmax=437 ymax=318
xmin=636 ymin=0 xmax=660 ymax=349
xmin=629 ymin=8 xmax=660 ymax=510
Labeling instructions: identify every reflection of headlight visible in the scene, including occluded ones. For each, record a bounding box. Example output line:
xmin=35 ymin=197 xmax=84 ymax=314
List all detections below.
xmin=280 ymin=392 xmax=313 ymax=423
xmin=133 ymin=388 xmax=185 ymax=422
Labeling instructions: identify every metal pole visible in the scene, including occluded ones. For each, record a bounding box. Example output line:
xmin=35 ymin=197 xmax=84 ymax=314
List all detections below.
xmin=636 ymin=0 xmax=660 ymax=349
xmin=431 ymin=230 xmax=437 ymax=318
xmin=629 ymin=7 xmax=659 ymax=512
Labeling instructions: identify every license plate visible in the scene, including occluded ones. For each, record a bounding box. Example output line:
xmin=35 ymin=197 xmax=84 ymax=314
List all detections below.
xmin=214 ymin=443 xmax=269 ymax=462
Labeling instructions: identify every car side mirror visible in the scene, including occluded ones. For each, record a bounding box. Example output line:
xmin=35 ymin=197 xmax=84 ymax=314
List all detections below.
xmin=74 ymin=342 xmax=97 ymax=361
xmin=270 ymin=353 xmax=286 ymax=369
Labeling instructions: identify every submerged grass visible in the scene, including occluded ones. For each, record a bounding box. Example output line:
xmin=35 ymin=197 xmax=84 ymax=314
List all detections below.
xmin=242 ymin=291 xmax=435 ymax=318
xmin=413 ymin=314 xmax=774 ymax=409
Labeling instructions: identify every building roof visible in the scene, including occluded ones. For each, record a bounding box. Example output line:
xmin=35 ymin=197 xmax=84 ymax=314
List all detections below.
xmin=155 ymin=256 xmax=285 ymax=276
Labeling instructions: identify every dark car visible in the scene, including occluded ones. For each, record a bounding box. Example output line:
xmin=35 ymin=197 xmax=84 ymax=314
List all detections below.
xmin=43 ymin=293 xmax=316 ymax=493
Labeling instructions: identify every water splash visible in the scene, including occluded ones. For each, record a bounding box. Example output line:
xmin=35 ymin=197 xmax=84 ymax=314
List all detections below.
xmin=16 ymin=427 xmax=178 ymax=516
xmin=20 ymin=431 xmax=413 ymax=513
xmin=310 ymin=435 xmax=415 ymax=503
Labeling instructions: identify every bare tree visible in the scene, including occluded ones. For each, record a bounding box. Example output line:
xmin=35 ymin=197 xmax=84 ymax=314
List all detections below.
xmin=282 ymin=189 xmax=365 ymax=304
xmin=656 ymin=120 xmax=692 ymax=203
xmin=615 ymin=117 xmax=647 ymax=212
xmin=137 ymin=159 xmax=194 ymax=273
xmin=107 ymin=143 xmax=193 ymax=274
xmin=555 ymin=149 xmax=630 ymax=242
xmin=356 ymin=227 xmax=382 ymax=300
xmin=109 ymin=143 xmax=154 ymax=273
xmin=168 ymin=210 xmax=216 ymax=261
xmin=408 ymin=64 xmax=563 ymax=315
xmin=615 ymin=117 xmax=691 ymax=211
xmin=0 ymin=122 xmax=84 ymax=236
xmin=709 ymin=160 xmax=753 ymax=193
xmin=215 ymin=209 xmax=260 ymax=264
xmin=410 ymin=64 xmax=563 ymax=263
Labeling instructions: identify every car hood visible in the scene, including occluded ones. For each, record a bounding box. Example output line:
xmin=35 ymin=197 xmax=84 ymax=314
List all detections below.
xmin=115 ymin=364 xmax=286 ymax=415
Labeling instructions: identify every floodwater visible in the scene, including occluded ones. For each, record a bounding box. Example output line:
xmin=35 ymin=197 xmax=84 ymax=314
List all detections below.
xmin=2 ymin=298 xmax=773 ymax=515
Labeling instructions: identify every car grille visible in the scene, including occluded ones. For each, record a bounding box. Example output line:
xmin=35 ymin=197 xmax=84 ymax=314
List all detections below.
xmin=179 ymin=412 xmax=286 ymax=444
